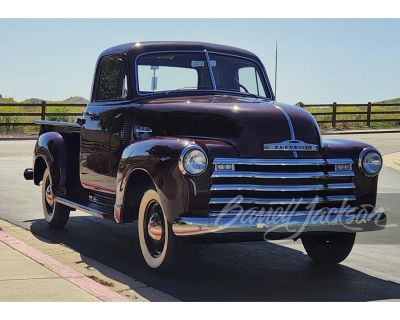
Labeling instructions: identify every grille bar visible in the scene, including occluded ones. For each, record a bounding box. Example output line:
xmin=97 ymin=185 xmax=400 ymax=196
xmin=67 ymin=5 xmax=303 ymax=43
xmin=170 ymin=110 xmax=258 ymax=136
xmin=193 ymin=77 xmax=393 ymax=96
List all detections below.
xmin=211 ymin=182 xmax=355 ymax=192
xmin=212 ymin=170 xmax=354 ymax=179
xmin=213 ymin=158 xmax=353 ymax=166
xmin=209 ymin=195 xmax=356 ymax=205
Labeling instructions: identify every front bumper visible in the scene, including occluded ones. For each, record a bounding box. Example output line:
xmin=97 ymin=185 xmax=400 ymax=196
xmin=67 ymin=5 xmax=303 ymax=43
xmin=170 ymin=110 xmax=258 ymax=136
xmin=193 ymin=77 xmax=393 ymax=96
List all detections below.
xmin=172 ymin=210 xmax=386 ymax=237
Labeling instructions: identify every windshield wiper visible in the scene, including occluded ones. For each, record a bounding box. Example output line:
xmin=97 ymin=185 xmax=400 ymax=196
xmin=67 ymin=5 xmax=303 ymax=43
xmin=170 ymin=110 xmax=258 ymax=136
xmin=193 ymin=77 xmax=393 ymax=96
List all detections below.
xmin=218 ymin=89 xmax=267 ymax=100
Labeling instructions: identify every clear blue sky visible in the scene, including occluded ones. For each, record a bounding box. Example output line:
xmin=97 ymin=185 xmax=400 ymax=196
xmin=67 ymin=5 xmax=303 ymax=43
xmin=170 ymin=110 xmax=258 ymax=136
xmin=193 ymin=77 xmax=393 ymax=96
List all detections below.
xmin=1 ymin=19 xmax=399 ymax=104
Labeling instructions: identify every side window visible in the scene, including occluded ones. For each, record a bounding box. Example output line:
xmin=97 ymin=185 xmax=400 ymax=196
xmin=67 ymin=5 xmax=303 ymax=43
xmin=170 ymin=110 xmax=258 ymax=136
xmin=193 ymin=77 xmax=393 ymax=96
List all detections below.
xmin=238 ymin=66 xmax=266 ymax=97
xmin=95 ymin=56 xmax=127 ymax=101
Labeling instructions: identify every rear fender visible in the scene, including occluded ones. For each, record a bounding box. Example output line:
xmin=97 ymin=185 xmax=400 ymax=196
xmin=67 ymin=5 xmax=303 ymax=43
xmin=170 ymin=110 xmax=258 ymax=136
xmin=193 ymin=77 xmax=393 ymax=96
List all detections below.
xmin=34 ymin=132 xmax=68 ymax=196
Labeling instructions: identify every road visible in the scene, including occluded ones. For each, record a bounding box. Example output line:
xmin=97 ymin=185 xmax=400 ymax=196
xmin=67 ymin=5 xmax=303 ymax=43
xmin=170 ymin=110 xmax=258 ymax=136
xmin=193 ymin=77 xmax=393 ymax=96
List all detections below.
xmin=0 ymin=133 xmax=400 ymax=301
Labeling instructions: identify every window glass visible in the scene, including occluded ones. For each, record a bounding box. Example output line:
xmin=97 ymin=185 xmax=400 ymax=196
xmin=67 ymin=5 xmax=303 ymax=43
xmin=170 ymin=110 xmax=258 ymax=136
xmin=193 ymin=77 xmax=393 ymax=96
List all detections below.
xmin=238 ymin=67 xmax=266 ymax=97
xmin=208 ymin=53 xmax=267 ymax=97
xmin=96 ymin=57 xmax=126 ymax=101
xmin=137 ymin=52 xmax=212 ymax=93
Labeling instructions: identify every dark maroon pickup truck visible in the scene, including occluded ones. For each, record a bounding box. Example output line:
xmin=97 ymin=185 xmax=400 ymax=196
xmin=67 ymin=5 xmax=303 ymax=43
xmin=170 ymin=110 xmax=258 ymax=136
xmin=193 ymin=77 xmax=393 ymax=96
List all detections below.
xmin=24 ymin=41 xmax=386 ymax=271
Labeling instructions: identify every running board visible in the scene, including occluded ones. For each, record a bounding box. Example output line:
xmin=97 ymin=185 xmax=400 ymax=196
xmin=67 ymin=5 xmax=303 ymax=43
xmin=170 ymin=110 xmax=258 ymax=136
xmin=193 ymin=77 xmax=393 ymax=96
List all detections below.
xmin=54 ymin=196 xmax=114 ymax=220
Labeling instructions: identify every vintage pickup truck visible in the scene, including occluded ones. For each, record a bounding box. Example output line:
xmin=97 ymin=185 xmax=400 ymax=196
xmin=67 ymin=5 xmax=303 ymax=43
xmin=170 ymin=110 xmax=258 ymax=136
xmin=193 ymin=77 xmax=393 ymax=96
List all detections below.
xmin=24 ymin=41 xmax=386 ymax=271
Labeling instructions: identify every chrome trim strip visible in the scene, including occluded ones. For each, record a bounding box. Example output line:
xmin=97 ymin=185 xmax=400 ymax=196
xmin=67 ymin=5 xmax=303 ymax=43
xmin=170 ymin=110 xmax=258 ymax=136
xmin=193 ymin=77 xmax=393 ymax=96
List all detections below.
xmin=54 ymin=197 xmax=109 ymax=219
xmin=209 ymin=195 xmax=356 ymax=205
xmin=327 ymin=170 xmax=355 ymax=177
xmin=209 ymin=197 xmax=325 ymax=205
xmin=211 ymin=184 xmax=326 ymax=192
xmin=326 ymin=183 xmax=356 ymax=190
xmin=172 ymin=211 xmax=386 ymax=236
xmin=326 ymin=195 xmax=357 ymax=202
xmin=211 ymin=170 xmax=355 ymax=179
xmin=211 ymin=183 xmax=355 ymax=192
xmin=213 ymin=158 xmax=353 ymax=166
xmin=274 ymin=105 xmax=298 ymax=158
xmin=326 ymin=158 xmax=354 ymax=165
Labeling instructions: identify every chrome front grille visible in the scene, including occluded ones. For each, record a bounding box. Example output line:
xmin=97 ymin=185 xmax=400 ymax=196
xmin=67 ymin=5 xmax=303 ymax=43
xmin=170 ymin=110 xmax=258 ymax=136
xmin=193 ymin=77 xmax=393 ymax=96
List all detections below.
xmin=210 ymin=158 xmax=356 ymax=211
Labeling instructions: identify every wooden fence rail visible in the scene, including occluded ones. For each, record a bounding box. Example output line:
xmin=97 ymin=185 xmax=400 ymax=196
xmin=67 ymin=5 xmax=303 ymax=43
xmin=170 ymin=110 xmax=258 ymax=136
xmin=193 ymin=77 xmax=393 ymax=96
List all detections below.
xmin=0 ymin=101 xmax=400 ymax=129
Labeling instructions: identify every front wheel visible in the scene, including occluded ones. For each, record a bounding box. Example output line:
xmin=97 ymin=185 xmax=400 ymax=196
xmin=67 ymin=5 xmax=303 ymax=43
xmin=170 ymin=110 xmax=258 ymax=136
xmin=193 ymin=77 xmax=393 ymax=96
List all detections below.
xmin=301 ymin=232 xmax=356 ymax=265
xmin=41 ymin=168 xmax=70 ymax=229
xmin=138 ymin=189 xmax=178 ymax=271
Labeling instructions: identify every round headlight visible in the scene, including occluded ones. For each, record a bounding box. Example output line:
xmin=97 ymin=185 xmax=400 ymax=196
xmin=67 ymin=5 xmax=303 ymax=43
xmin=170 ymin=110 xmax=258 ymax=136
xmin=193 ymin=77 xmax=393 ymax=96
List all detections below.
xmin=179 ymin=146 xmax=208 ymax=176
xmin=359 ymin=148 xmax=382 ymax=177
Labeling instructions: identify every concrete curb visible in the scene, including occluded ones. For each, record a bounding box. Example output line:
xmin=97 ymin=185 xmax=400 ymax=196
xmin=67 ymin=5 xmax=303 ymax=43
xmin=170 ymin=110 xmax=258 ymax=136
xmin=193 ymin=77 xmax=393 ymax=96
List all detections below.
xmin=0 ymin=218 xmax=179 ymax=302
xmin=0 ymin=229 xmax=130 ymax=302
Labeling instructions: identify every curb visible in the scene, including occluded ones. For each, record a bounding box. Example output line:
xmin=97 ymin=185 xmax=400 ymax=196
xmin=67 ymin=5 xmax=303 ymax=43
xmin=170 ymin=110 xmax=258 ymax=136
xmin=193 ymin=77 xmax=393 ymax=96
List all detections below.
xmin=0 ymin=229 xmax=130 ymax=302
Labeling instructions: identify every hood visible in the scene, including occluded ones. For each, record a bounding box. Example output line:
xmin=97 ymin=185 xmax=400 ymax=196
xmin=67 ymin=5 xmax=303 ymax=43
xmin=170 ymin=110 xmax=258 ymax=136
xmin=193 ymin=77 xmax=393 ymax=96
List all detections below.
xmin=136 ymin=95 xmax=322 ymax=158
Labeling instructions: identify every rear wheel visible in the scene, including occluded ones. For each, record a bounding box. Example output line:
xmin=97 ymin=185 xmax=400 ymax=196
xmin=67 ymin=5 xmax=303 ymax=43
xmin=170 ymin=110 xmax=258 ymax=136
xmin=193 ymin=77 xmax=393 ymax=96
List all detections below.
xmin=301 ymin=232 xmax=356 ymax=265
xmin=138 ymin=189 xmax=178 ymax=271
xmin=41 ymin=168 xmax=70 ymax=229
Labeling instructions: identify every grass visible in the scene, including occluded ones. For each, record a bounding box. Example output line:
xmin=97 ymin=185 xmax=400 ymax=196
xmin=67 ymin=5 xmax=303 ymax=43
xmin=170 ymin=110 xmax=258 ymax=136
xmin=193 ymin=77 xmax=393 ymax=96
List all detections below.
xmin=305 ymin=105 xmax=400 ymax=130
xmin=0 ymin=105 xmax=85 ymax=134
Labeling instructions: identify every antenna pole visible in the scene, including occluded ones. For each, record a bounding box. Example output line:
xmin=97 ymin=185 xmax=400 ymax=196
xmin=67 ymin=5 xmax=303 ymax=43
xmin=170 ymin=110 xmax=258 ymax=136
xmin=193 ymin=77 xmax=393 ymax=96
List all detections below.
xmin=274 ymin=41 xmax=278 ymax=99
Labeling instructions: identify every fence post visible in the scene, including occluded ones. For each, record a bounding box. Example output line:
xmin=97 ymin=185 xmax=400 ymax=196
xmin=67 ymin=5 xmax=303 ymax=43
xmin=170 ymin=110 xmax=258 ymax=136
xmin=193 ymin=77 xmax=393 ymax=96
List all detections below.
xmin=41 ymin=100 xmax=46 ymax=120
xmin=332 ymin=102 xmax=337 ymax=128
xmin=366 ymin=101 xmax=372 ymax=127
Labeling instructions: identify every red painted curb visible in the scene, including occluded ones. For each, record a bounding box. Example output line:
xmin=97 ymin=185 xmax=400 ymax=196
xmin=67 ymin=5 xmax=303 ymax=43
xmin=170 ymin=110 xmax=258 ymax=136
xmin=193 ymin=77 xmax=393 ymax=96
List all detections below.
xmin=0 ymin=230 xmax=130 ymax=302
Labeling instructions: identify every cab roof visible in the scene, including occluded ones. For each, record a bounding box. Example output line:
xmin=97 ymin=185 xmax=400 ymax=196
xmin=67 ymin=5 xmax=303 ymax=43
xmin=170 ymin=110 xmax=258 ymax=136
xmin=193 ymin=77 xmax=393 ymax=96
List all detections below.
xmin=100 ymin=41 xmax=261 ymax=61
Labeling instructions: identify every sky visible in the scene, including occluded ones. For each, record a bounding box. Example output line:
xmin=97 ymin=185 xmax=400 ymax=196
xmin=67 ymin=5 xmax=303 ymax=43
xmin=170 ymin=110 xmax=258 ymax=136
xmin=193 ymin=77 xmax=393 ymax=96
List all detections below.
xmin=0 ymin=19 xmax=399 ymax=104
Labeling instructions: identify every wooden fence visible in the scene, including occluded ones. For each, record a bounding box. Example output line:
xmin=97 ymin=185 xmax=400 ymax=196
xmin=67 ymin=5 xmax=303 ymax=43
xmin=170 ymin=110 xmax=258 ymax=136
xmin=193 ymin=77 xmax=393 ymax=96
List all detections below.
xmin=303 ymin=102 xmax=400 ymax=128
xmin=0 ymin=101 xmax=400 ymax=130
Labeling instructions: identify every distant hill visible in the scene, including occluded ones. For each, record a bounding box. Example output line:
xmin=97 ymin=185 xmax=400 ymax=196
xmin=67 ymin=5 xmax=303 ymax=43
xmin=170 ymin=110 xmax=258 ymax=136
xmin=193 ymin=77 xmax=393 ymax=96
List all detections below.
xmin=0 ymin=95 xmax=89 ymax=104
xmin=61 ymin=96 xmax=89 ymax=104
xmin=376 ymin=98 xmax=400 ymax=104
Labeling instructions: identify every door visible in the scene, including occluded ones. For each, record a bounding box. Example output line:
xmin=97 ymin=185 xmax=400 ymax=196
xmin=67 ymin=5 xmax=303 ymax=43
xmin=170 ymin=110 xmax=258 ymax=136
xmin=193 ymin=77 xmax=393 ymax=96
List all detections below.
xmin=80 ymin=55 xmax=128 ymax=194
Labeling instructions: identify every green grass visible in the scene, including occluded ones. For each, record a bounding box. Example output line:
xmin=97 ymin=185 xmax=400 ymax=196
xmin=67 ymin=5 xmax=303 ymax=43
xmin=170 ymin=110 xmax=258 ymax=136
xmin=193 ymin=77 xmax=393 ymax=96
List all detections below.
xmin=0 ymin=105 xmax=85 ymax=134
xmin=305 ymin=105 xmax=400 ymax=130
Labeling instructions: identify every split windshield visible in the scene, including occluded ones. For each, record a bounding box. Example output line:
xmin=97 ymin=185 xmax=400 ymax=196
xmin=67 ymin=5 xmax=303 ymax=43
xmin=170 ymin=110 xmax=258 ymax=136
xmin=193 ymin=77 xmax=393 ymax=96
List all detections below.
xmin=137 ymin=52 xmax=269 ymax=98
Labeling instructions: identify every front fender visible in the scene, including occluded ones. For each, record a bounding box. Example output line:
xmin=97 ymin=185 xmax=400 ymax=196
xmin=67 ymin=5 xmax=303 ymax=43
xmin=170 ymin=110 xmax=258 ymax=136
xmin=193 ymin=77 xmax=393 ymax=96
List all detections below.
xmin=116 ymin=137 xmax=191 ymax=223
xmin=322 ymin=138 xmax=380 ymax=203
xmin=116 ymin=137 xmax=238 ymax=223
xmin=34 ymin=132 xmax=68 ymax=196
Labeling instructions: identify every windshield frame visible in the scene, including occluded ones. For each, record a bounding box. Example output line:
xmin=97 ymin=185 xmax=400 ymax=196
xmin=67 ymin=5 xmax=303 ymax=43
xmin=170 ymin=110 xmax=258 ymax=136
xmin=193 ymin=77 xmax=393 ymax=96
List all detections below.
xmin=134 ymin=50 xmax=273 ymax=99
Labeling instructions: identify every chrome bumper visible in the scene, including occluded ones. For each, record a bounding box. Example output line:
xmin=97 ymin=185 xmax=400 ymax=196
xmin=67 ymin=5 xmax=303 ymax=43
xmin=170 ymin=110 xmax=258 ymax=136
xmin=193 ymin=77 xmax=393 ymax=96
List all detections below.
xmin=172 ymin=210 xmax=386 ymax=237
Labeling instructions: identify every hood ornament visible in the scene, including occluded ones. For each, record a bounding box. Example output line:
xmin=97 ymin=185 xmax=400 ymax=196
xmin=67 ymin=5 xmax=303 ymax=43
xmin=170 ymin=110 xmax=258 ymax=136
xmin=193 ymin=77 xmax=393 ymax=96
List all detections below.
xmin=264 ymin=139 xmax=319 ymax=152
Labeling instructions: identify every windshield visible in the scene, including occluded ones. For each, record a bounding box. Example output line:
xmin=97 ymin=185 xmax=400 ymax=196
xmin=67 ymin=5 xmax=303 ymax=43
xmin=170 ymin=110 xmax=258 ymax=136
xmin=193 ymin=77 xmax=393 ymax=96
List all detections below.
xmin=136 ymin=51 xmax=269 ymax=98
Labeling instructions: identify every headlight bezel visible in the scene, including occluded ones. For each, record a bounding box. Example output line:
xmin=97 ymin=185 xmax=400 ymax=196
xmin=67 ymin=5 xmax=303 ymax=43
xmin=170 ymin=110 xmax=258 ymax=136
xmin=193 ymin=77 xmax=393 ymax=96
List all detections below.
xmin=179 ymin=145 xmax=208 ymax=176
xmin=358 ymin=147 xmax=382 ymax=177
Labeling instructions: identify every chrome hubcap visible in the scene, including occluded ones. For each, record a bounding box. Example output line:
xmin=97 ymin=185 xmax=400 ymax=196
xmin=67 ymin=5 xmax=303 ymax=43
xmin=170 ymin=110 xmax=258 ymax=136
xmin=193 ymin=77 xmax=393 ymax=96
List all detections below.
xmin=45 ymin=184 xmax=54 ymax=207
xmin=147 ymin=211 xmax=163 ymax=241
xmin=144 ymin=201 xmax=165 ymax=258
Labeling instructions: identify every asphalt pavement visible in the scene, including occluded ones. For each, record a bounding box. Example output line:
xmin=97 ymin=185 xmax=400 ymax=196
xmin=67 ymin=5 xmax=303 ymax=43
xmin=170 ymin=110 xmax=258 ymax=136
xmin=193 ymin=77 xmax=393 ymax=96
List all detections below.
xmin=0 ymin=133 xmax=399 ymax=301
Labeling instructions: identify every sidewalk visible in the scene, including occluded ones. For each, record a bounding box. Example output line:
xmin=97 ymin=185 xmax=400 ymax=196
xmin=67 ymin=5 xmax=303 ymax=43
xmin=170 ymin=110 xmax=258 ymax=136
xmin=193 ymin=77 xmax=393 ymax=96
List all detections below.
xmin=0 ymin=229 xmax=129 ymax=302
xmin=0 ymin=241 xmax=99 ymax=302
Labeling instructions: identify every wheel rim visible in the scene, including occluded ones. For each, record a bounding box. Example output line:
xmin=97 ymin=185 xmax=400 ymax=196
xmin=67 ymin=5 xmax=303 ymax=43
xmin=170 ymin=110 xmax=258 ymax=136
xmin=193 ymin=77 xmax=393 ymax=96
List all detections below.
xmin=44 ymin=175 xmax=54 ymax=214
xmin=144 ymin=201 xmax=165 ymax=258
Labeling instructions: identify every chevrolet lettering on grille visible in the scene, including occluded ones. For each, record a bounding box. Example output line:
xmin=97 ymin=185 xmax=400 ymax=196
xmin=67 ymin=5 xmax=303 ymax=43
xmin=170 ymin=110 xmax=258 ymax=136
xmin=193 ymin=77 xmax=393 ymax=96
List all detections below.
xmin=264 ymin=139 xmax=319 ymax=152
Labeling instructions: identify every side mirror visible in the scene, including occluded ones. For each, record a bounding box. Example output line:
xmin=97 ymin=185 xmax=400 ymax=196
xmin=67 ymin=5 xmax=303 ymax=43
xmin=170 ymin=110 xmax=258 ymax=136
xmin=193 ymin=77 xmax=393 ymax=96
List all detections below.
xmin=295 ymin=101 xmax=304 ymax=108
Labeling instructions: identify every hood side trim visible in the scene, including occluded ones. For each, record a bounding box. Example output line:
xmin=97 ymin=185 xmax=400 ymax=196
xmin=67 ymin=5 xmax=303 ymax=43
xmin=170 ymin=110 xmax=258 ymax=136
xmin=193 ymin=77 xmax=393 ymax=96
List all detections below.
xmin=274 ymin=105 xmax=298 ymax=158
